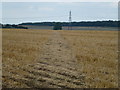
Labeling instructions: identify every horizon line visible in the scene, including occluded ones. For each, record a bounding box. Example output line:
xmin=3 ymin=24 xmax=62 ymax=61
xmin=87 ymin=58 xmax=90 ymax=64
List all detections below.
xmin=1 ymin=20 xmax=119 ymax=25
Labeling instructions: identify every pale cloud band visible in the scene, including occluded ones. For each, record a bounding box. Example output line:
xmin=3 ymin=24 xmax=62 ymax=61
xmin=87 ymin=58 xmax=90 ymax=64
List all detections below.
xmin=1 ymin=0 xmax=119 ymax=2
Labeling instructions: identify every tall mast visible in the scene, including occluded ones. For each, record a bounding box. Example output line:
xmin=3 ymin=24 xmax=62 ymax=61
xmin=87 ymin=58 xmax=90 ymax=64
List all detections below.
xmin=68 ymin=10 xmax=72 ymax=30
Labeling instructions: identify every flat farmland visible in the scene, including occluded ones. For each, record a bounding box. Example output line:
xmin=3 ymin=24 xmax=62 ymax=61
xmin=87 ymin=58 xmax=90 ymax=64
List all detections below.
xmin=21 ymin=25 xmax=118 ymax=31
xmin=60 ymin=30 xmax=118 ymax=88
xmin=2 ymin=29 xmax=52 ymax=88
xmin=2 ymin=28 xmax=118 ymax=88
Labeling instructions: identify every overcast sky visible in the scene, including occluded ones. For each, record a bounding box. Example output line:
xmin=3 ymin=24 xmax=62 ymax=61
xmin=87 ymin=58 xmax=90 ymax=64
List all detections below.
xmin=1 ymin=2 xmax=118 ymax=24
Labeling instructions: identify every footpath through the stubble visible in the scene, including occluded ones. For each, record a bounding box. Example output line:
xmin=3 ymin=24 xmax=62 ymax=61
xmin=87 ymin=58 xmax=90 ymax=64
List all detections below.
xmin=6 ymin=31 xmax=86 ymax=88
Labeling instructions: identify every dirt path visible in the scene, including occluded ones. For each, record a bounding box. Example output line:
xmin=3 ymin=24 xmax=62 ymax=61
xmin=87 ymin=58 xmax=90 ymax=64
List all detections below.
xmin=3 ymin=31 xmax=86 ymax=88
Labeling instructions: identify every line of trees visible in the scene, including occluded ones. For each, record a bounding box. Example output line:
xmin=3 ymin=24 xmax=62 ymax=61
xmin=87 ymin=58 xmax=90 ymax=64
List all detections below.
xmin=53 ymin=22 xmax=62 ymax=30
xmin=1 ymin=24 xmax=28 ymax=29
xmin=0 ymin=20 xmax=119 ymax=29
xmin=19 ymin=20 xmax=119 ymax=27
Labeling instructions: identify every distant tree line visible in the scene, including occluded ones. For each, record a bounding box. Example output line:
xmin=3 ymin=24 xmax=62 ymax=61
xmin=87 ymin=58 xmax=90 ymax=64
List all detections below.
xmin=19 ymin=20 xmax=119 ymax=27
xmin=1 ymin=24 xmax=28 ymax=29
xmin=53 ymin=22 xmax=62 ymax=30
xmin=0 ymin=20 xmax=119 ymax=29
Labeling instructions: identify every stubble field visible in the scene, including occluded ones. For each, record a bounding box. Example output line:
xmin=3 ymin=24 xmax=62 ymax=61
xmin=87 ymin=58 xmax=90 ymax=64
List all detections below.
xmin=2 ymin=29 xmax=52 ymax=87
xmin=2 ymin=28 xmax=118 ymax=88
xmin=60 ymin=30 xmax=118 ymax=88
